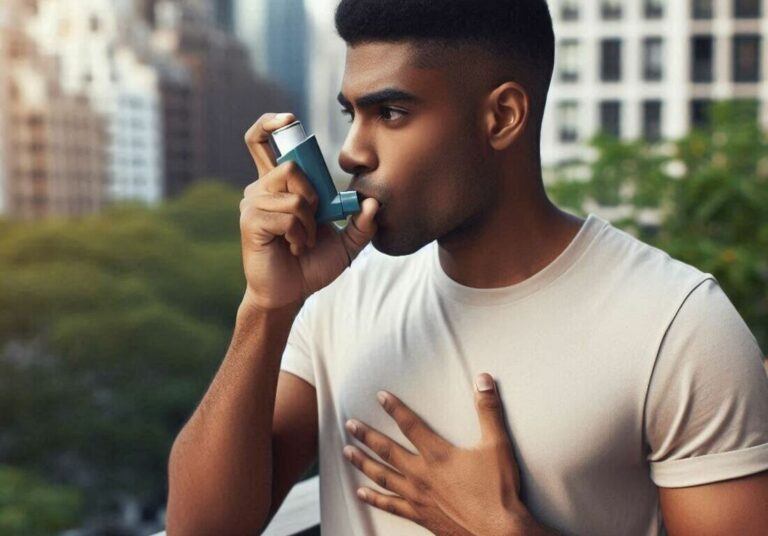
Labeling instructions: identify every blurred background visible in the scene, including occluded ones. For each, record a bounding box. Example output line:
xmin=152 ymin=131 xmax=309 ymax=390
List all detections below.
xmin=0 ymin=0 xmax=766 ymax=534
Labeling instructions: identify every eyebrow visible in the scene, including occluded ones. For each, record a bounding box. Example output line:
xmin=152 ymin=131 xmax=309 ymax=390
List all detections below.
xmin=336 ymin=87 xmax=422 ymax=109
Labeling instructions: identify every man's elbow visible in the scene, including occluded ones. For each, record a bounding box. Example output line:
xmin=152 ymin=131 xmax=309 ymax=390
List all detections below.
xmin=165 ymin=438 xmax=271 ymax=535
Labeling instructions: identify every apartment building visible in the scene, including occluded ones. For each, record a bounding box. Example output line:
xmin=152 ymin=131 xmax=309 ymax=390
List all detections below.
xmin=30 ymin=0 xmax=165 ymax=205
xmin=0 ymin=0 xmax=106 ymax=220
xmin=542 ymin=0 xmax=767 ymax=167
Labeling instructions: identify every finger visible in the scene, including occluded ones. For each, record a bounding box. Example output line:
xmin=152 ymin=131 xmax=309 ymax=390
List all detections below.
xmin=247 ymin=192 xmax=317 ymax=251
xmin=241 ymin=206 xmax=308 ymax=256
xmin=342 ymin=445 xmax=420 ymax=500
xmin=376 ymin=391 xmax=450 ymax=459
xmin=261 ymin=162 xmax=320 ymax=245
xmin=244 ymin=112 xmax=297 ymax=177
xmin=356 ymin=487 xmax=421 ymax=523
xmin=474 ymin=373 xmax=510 ymax=444
xmin=345 ymin=419 xmax=417 ymax=475
xmin=341 ymin=197 xmax=379 ymax=263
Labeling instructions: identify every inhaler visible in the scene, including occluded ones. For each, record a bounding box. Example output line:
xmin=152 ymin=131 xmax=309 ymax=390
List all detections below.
xmin=270 ymin=120 xmax=361 ymax=224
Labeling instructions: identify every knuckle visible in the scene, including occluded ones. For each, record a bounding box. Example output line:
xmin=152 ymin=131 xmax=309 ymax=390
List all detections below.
xmin=478 ymin=396 xmax=502 ymax=411
xmin=289 ymin=194 xmax=305 ymax=212
xmin=377 ymin=443 xmax=392 ymax=462
xmin=401 ymin=416 xmax=417 ymax=436
xmin=287 ymin=215 xmax=302 ymax=234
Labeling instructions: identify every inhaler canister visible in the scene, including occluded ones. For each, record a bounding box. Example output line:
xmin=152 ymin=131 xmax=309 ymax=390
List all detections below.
xmin=272 ymin=121 xmax=361 ymax=224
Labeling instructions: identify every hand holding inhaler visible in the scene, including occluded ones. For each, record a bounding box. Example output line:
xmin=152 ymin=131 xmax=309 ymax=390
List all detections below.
xmin=240 ymin=113 xmax=379 ymax=311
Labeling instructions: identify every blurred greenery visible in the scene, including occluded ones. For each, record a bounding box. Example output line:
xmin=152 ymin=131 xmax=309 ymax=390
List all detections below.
xmin=548 ymin=98 xmax=768 ymax=351
xmin=0 ymin=181 xmax=246 ymax=533
xmin=0 ymin=99 xmax=766 ymax=534
xmin=0 ymin=466 xmax=82 ymax=536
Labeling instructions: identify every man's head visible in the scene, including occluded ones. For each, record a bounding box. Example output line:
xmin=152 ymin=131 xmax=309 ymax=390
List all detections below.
xmin=334 ymin=0 xmax=555 ymax=256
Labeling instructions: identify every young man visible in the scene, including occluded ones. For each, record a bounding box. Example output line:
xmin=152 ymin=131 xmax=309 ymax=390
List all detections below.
xmin=166 ymin=1 xmax=768 ymax=534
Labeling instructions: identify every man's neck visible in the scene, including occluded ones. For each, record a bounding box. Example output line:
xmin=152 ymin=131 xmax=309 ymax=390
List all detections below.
xmin=436 ymin=186 xmax=585 ymax=289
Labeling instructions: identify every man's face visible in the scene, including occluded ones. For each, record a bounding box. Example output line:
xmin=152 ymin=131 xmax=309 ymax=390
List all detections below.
xmin=338 ymin=42 xmax=497 ymax=256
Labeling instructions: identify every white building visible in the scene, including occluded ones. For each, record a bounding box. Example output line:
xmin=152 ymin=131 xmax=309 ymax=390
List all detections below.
xmin=543 ymin=0 xmax=768 ymax=167
xmin=30 ymin=0 xmax=164 ymax=205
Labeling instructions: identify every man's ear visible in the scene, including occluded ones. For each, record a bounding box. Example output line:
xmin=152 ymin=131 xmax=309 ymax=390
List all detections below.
xmin=483 ymin=81 xmax=530 ymax=151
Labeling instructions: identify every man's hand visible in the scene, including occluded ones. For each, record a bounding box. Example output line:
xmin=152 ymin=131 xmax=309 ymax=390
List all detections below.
xmin=342 ymin=373 xmax=553 ymax=535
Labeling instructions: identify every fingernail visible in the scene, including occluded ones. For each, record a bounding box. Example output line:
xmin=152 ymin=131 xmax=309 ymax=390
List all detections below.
xmin=376 ymin=391 xmax=388 ymax=406
xmin=343 ymin=445 xmax=354 ymax=460
xmin=346 ymin=419 xmax=358 ymax=434
xmin=277 ymin=113 xmax=293 ymax=121
xmin=357 ymin=488 xmax=367 ymax=500
xmin=475 ymin=373 xmax=494 ymax=392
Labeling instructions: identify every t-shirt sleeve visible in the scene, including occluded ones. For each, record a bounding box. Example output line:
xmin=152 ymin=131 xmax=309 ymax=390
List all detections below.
xmin=279 ymin=295 xmax=317 ymax=388
xmin=644 ymin=277 xmax=768 ymax=488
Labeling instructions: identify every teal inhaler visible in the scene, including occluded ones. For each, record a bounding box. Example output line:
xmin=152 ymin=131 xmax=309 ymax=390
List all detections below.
xmin=271 ymin=120 xmax=361 ymax=224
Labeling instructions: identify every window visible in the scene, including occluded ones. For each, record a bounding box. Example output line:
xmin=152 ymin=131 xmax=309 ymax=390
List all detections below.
xmin=642 ymin=100 xmax=662 ymax=142
xmin=601 ymin=0 xmax=623 ymax=19
xmin=601 ymin=39 xmax=622 ymax=81
xmin=732 ymin=35 xmax=761 ymax=82
xmin=691 ymin=35 xmax=714 ymax=82
xmin=599 ymin=101 xmax=622 ymax=138
xmin=558 ymin=39 xmax=580 ymax=82
xmin=561 ymin=0 xmax=579 ymax=20
xmin=690 ymin=99 xmax=712 ymax=129
xmin=644 ymin=0 xmax=665 ymax=18
xmin=643 ymin=38 xmax=664 ymax=81
xmin=692 ymin=0 xmax=714 ymax=19
xmin=734 ymin=0 xmax=761 ymax=18
xmin=557 ymin=101 xmax=579 ymax=142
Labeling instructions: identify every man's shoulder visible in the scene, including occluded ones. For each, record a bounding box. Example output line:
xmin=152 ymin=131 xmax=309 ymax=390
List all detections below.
xmin=591 ymin=218 xmax=712 ymax=296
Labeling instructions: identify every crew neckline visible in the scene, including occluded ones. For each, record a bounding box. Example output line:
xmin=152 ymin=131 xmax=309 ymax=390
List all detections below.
xmin=429 ymin=213 xmax=608 ymax=306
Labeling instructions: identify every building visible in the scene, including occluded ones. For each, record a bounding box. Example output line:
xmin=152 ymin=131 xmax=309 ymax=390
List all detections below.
xmin=30 ymin=0 xmax=165 ymax=205
xmin=543 ymin=0 xmax=768 ymax=167
xmin=0 ymin=0 xmax=107 ymax=220
xmin=235 ymin=0 xmax=310 ymax=128
xmin=152 ymin=0 xmax=296 ymax=189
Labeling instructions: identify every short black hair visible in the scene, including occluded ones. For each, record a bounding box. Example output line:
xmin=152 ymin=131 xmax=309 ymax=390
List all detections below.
xmin=334 ymin=0 xmax=555 ymax=135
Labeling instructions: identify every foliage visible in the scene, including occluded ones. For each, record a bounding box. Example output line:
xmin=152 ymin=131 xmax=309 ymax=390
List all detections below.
xmin=0 ymin=466 xmax=82 ymax=536
xmin=0 ymin=182 xmax=246 ymax=530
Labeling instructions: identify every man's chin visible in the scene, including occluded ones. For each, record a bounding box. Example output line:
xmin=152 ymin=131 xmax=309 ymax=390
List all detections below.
xmin=371 ymin=228 xmax=427 ymax=257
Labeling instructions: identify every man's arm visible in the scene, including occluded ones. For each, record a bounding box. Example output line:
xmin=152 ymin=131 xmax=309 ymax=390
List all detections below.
xmin=166 ymin=299 xmax=317 ymax=534
xmin=659 ymin=469 xmax=768 ymax=535
xmin=262 ymin=370 xmax=318 ymax=528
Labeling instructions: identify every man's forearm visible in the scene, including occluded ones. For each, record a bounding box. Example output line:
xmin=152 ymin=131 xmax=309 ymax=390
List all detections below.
xmin=166 ymin=297 xmax=301 ymax=534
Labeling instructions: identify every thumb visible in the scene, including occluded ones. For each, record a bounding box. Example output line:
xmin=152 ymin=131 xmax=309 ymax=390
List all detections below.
xmin=340 ymin=197 xmax=379 ymax=264
xmin=474 ymin=373 xmax=508 ymax=443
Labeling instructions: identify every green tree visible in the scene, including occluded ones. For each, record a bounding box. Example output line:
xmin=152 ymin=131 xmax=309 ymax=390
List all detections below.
xmin=0 ymin=182 xmax=247 ymax=530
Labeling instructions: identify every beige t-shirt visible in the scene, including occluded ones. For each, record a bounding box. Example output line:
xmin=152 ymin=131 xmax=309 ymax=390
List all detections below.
xmin=280 ymin=213 xmax=768 ymax=535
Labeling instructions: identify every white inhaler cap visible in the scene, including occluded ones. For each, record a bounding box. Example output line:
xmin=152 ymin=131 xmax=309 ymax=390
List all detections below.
xmin=271 ymin=120 xmax=307 ymax=156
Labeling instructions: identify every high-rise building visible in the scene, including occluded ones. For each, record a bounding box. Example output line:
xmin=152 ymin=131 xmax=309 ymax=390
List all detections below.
xmin=0 ymin=0 xmax=107 ymax=220
xmin=152 ymin=0 xmax=296 ymax=189
xmin=30 ymin=0 xmax=165 ymax=205
xmin=235 ymin=0 xmax=310 ymax=128
xmin=543 ymin=0 xmax=768 ymax=167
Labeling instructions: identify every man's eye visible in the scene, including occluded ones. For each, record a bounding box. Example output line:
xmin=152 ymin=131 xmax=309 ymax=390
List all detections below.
xmin=339 ymin=107 xmax=407 ymax=124
xmin=340 ymin=108 xmax=354 ymax=123
xmin=379 ymin=107 xmax=406 ymax=122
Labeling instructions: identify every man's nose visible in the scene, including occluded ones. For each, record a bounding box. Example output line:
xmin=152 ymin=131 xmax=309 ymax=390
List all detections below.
xmin=338 ymin=123 xmax=377 ymax=175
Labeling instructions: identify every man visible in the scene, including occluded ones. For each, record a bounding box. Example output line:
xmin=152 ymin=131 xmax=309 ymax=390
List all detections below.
xmin=166 ymin=0 xmax=768 ymax=534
